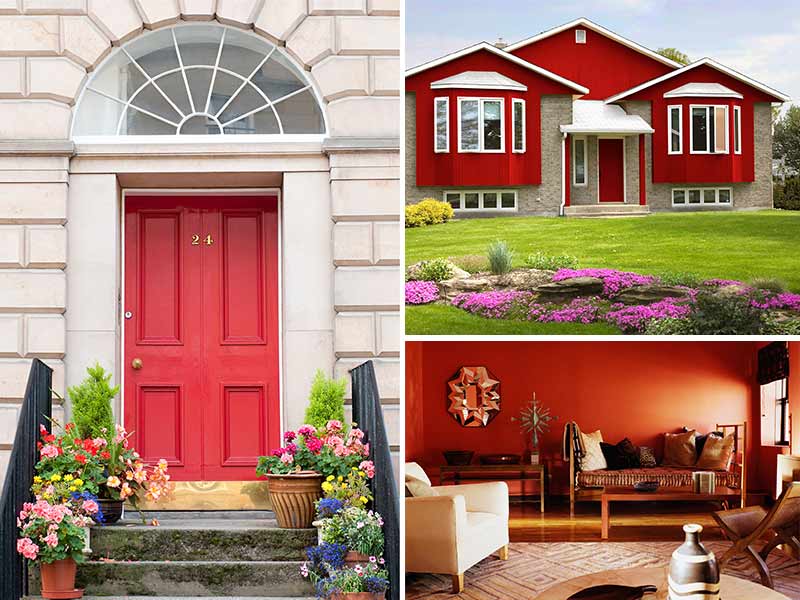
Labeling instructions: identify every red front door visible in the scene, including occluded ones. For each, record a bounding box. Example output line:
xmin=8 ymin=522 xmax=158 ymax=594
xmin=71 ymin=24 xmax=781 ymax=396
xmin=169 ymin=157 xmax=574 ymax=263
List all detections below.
xmin=124 ymin=195 xmax=280 ymax=481
xmin=598 ymin=139 xmax=624 ymax=203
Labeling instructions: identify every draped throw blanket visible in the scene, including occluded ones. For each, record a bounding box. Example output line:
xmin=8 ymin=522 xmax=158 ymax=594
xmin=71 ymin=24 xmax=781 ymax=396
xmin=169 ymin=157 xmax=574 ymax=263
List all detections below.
xmin=562 ymin=421 xmax=586 ymax=465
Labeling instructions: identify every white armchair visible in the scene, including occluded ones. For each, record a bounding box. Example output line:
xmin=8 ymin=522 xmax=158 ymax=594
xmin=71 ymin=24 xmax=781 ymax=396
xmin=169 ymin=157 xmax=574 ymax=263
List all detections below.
xmin=405 ymin=462 xmax=510 ymax=593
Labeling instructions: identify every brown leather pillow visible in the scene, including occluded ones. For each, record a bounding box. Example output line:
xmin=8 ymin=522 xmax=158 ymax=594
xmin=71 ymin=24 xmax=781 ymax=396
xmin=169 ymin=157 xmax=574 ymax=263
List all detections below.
xmin=696 ymin=433 xmax=735 ymax=470
xmin=663 ymin=430 xmax=697 ymax=467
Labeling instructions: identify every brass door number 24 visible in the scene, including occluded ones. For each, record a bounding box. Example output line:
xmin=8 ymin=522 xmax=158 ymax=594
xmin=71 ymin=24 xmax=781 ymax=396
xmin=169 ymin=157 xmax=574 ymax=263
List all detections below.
xmin=191 ymin=234 xmax=214 ymax=246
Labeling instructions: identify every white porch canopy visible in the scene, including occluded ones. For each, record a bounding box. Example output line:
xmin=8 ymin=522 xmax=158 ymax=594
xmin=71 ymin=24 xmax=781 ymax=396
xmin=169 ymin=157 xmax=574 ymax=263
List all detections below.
xmin=560 ymin=100 xmax=654 ymax=135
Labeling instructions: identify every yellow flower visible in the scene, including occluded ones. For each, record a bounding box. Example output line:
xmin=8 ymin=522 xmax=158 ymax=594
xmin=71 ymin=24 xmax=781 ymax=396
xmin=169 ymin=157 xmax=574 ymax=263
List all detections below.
xmin=50 ymin=474 xmax=61 ymax=482
xmin=33 ymin=476 xmax=42 ymax=483
xmin=64 ymin=474 xmax=74 ymax=482
xmin=359 ymin=496 xmax=368 ymax=504
xmin=69 ymin=485 xmax=78 ymax=492
xmin=358 ymin=471 xmax=365 ymax=477
xmin=321 ymin=482 xmax=333 ymax=492
xmin=74 ymin=479 xmax=83 ymax=487
xmin=341 ymin=483 xmax=348 ymax=489
xmin=326 ymin=475 xmax=334 ymax=481
xmin=337 ymin=476 xmax=343 ymax=482
xmin=352 ymin=466 xmax=358 ymax=471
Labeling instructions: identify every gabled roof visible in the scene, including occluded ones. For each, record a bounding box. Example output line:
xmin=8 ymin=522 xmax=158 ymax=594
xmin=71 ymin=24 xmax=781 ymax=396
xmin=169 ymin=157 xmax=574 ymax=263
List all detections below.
xmin=431 ymin=71 xmax=527 ymax=91
xmin=606 ymin=58 xmax=791 ymax=103
xmin=504 ymin=17 xmax=682 ymax=69
xmin=664 ymin=82 xmax=742 ymax=99
xmin=405 ymin=41 xmax=589 ymax=95
xmin=560 ymin=100 xmax=654 ymax=134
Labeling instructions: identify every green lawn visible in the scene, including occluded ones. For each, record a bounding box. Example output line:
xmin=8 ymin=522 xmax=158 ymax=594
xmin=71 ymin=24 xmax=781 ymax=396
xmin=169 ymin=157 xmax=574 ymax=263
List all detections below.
xmin=406 ymin=210 xmax=800 ymax=335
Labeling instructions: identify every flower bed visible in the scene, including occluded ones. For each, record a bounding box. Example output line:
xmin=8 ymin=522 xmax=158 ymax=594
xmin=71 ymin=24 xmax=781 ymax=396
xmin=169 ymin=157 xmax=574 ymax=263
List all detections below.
xmin=552 ymin=268 xmax=659 ymax=297
xmin=405 ymin=280 xmax=439 ymax=305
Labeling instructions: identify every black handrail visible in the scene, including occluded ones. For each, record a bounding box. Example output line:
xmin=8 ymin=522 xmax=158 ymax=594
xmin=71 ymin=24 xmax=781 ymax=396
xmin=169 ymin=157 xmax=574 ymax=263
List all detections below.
xmin=0 ymin=359 xmax=53 ymax=600
xmin=350 ymin=361 xmax=399 ymax=600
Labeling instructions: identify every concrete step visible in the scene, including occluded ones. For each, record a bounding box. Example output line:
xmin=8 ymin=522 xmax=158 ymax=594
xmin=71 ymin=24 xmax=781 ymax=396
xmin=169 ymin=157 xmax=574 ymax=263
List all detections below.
xmin=32 ymin=561 xmax=314 ymax=597
xmin=565 ymin=204 xmax=651 ymax=218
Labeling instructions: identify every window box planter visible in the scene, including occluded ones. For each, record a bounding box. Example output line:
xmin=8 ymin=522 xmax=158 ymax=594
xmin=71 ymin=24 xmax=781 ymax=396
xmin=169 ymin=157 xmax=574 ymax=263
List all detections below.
xmin=267 ymin=471 xmax=324 ymax=529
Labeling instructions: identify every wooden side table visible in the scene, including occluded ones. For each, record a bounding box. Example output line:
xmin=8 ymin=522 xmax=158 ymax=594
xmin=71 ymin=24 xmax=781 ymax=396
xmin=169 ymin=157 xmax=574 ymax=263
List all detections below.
xmin=439 ymin=463 xmax=546 ymax=512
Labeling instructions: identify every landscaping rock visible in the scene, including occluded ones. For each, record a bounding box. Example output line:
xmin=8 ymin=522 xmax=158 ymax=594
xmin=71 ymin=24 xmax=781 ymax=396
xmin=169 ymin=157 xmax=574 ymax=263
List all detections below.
xmin=406 ymin=260 xmax=469 ymax=281
xmin=488 ymin=269 xmax=553 ymax=290
xmin=615 ymin=285 xmax=691 ymax=305
xmin=438 ymin=276 xmax=494 ymax=301
xmin=535 ymin=277 xmax=605 ymax=303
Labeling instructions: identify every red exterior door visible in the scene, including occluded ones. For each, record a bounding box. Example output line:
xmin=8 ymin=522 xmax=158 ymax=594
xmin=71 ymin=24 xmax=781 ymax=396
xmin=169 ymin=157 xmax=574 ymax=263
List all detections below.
xmin=598 ymin=139 xmax=625 ymax=202
xmin=124 ymin=195 xmax=279 ymax=481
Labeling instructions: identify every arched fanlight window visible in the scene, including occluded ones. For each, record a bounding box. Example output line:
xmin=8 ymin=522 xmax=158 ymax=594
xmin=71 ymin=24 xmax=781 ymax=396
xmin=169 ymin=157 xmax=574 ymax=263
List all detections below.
xmin=72 ymin=24 xmax=325 ymax=137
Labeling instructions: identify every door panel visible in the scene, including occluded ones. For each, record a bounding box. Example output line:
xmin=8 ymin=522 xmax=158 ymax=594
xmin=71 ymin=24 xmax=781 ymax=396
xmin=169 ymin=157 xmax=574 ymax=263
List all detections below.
xmin=125 ymin=195 xmax=279 ymax=482
xmin=599 ymin=139 xmax=625 ymax=202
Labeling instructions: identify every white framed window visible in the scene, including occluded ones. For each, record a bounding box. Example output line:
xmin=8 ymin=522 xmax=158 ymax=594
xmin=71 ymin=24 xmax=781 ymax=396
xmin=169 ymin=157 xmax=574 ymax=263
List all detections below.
xmin=733 ymin=105 xmax=741 ymax=154
xmin=512 ymin=98 xmax=525 ymax=153
xmin=668 ymin=105 xmax=682 ymax=154
xmin=458 ymin=97 xmax=505 ymax=153
xmin=434 ymin=97 xmax=449 ymax=153
xmin=690 ymin=105 xmax=728 ymax=154
xmin=575 ymin=29 xmax=586 ymax=44
xmin=573 ymin=137 xmax=587 ymax=186
xmin=671 ymin=187 xmax=733 ymax=206
xmin=443 ymin=189 xmax=518 ymax=211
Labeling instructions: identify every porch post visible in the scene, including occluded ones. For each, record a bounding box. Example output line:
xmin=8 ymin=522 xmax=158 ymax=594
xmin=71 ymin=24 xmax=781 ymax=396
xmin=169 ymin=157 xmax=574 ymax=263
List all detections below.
xmin=564 ymin=134 xmax=571 ymax=208
xmin=638 ymin=133 xmax=646 ymax=205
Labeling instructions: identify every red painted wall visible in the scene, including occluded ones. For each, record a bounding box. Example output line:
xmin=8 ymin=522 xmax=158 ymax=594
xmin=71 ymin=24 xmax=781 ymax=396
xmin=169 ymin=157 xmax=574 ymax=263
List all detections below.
xmin=406 ymin=48 xmax=577 ymax=187
xmin=623 ymin=65 xmax=780 ymax=184
xmin=406 ymin=341 xmax=760 ymax=495
xmin=510 ymin=26 xmax=675 ymax=100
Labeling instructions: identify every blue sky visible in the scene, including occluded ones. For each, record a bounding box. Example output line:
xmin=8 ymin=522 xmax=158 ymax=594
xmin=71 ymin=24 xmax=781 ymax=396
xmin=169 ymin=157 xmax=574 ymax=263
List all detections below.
xmin=406 ymin=0 xmax=798 ymax=105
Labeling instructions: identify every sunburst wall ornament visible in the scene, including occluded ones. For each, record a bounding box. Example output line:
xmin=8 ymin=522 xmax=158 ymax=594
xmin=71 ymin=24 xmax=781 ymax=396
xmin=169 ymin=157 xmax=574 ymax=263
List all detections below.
xmin=446 ymin=366 xmax=501 ymax=427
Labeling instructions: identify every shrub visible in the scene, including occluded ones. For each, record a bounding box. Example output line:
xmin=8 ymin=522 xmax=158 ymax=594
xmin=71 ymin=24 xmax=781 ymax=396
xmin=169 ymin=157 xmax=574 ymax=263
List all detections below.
xmin=765 ymin=318 xmax=800 ymax=335
xmin=303 ymin=370 xmax=346 ymax=429
xmin=404 ymin=198 xmax=454 ymax=227
xmin=686 ymin=291 xmax=767 ymax=334
xmin=69 ymin=364 xmax=117 ymax=439
xmin=524 ymin=251 xmax=578 ymax=271
xmin=450 ymin=254 xmax=488 ymax=274
xmin=415 ymin=257 xmax=453 ymax=282
xmin=405 ymin=280 xmax=439 ymax=304
xmin=643 ymin=317 xmax=695 ymax=335
xmin=658 ymin=272 xmax=702 ymax=288
xmin=775 ymin=177 xmax=800 ymax=210
xmin=487 ymin=240 xmax=514 ymax=275
xmin=749 ymin=277 xmax=787 ymax=293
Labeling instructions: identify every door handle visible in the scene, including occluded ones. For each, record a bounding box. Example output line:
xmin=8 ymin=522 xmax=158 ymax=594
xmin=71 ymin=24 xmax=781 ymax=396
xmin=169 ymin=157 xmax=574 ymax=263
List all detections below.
xmin=131 ymin=358 xmax=143 ymax=370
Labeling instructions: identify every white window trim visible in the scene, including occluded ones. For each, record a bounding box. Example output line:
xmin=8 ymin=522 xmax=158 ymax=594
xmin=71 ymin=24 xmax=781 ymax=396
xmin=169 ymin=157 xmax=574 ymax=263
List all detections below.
xmin=734 ymin=105 xmax=742 ymax=155
xmin=689 ymin=104 xmax=729 ymax=155
xmin=442 ymin=189 xmax=518 ymax=212
xmin=457 ymin=96 xmax=505 ymax=153
xmin=667 ymin=105 xmax=682 ymax=154
xmin=575 ymin=29 xmax=586 ymax=44
xmin=671 ymin=187 xmax=733 ymax=207
xmin=512 ymin=98 xmax=526 ymax=153
xmin=572 ymin=136 xmax=587 ymax=186
xmin=434 ymin=96 xmax=449 ymax=153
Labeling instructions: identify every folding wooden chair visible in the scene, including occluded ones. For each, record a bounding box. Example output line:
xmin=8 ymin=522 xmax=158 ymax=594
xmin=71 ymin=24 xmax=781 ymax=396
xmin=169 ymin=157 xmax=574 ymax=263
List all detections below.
xmin=712 ymin=481 xmax=800 ymax=589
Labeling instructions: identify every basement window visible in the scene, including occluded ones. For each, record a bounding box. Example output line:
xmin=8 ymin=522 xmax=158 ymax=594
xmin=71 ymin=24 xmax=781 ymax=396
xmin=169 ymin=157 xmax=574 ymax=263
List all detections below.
xmin=443 ymin=190 xmax=517 ymax=211
xmin=575 ymin=29 xmax=586 ymax=44
xmin=671 ymin=187 xmax=732 ymax=206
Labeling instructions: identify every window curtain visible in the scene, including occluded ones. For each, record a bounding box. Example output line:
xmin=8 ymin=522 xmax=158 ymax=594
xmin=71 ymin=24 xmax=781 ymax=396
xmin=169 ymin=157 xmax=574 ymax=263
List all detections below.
xmin=758 ymin=341 xmax=789 ymax=385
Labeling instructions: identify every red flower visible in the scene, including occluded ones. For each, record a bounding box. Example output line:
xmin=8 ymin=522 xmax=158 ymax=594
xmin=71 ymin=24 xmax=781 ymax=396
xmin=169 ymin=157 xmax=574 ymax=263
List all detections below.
xmin=65 ymin=423 xmax=74 ymax=432
xmin=100 ymin=451 xmax=110 ymax=460
xmin=73 ymin=438 xmax=82 ymax=446
xmin=37 ymin=442 xmax=43 ymax=450
xmin=75 ymin=454 xmax=87 ymax=465
xmin=57 ymin=447 xmax=63 ymax=456
xmin=44 ymin=434 xmax=55 ymax=444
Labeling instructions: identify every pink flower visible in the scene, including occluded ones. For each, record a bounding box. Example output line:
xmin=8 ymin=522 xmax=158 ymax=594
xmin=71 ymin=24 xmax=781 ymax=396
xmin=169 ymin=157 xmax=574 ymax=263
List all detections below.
xmin=283 ymin=431 xmax=297 ymax=442
xmin=92 ymin=437 xmax=107 ymax=448
xmin=82 ymin=500 xmax=99 ymax=515
xmin=297 ymin=425 xmax=317 ymax=437
xmin=44 ymin=533 xmax=58 ymax=548
xmin=326 ymin=420 xmax=343 ymax=433
xmin=285 ymin=442 xmax=298 ymax=455
xmin=359 ymin=460 xmax=375 ymax=479
xmin=280 ymin=452 xmax=294 ymax=465
xmin=305 ymin=437 xmax=323 ymax=453
xmin=334 ymin=444 xmax=350 ymax=457
xmin=106 ymin=476 xmax=121 ymax=488
xmin=40 ymin=444 xmax=59 ymax=459
xmin=405 ymin=280 xmax=439 ymax=305
xmin=17 ymin=537 xmax=39 ymax=560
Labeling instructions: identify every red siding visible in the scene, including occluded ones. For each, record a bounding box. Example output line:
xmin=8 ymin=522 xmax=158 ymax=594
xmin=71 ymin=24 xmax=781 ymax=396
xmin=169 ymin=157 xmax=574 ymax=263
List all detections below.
xmin=406 ymin=48 xmax=577 ymax=187
xmin=511 ymin=26 xmax=675 ymax=100
xmin=624 ymin=65 xmax=776 ymax=184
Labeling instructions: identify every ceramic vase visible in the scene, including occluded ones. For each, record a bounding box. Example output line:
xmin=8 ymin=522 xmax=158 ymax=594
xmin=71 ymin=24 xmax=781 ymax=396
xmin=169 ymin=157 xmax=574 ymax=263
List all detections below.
xmin=267 ymin=471 xmax=324 ymax=529
xmin=668 ymin=524 xmax=720 ymax=600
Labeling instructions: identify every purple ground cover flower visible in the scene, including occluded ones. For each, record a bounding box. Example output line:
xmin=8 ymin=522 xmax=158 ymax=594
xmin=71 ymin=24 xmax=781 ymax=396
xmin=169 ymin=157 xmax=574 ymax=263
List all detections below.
xmin=605 ymin=298 xmax=692 ymax=332
xmin=405 ymin=280 xmax=439 ymax=305
xmin=537 ymin=297 xmax=600 ymax=324
xmin=703 ymin=278 xmax=745 ymax=287
xmin=552 ymin=268 xmax=659 ymax=297
xmin=751 ymin=292 xmax=800 ymax=311
xmin=451 ymin=290 xmax=532 ymax=319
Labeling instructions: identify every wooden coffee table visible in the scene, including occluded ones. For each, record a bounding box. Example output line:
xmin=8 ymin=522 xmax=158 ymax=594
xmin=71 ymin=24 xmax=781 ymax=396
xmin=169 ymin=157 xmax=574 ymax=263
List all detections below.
xmin=601 ymin=486 xmax=740 ymax=539
xmin=535 ymin=566 xmax=789 ymax=599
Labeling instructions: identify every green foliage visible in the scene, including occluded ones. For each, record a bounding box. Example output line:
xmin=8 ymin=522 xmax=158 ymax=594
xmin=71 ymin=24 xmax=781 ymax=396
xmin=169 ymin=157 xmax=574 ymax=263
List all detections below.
xmin=765 ymin=318 xmax=800 ymax=335
xmin=414 ymin=257 xmax=453 ymax=282
xmin=643 ymin=317 xmax=694 ymax=335
xmin=685 ymin=291 xmax=767 ymax=335
xmin=656 ymin=47 xmax=690 ymax=65
xmin=303 ymin=370 xmax=346 ymax=429
xmin=449 ymin=254 xmax=489 ymax=274
xmin=405 ymin=198 xmax=454 ymax=228
xmin=749 ymin=277 xmax=787 ymax=293
xmin=69 ymin=363 xmax=117 ymax=439
xmin=320 ymin=506 xmax=385 ymax=557
xmin=487 ymin=240 xmax=514 ymax=275
xmin=657 ymin=272 xmax=702 ymax=288
xmin=774 ymin=106 xmax=800 ymax=174
xmin=774 ymin=177 xmax=800 ymax=210
xmin=524 ymin=251 xmax=578 ymax=271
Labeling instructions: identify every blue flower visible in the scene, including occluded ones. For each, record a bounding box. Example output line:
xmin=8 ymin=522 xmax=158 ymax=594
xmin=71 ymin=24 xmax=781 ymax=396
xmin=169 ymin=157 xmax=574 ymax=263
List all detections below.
xmin=364 ymin=575 xmax=389 ymax=593
xmin=317 ymin=498 xmax=344 ymax=518
xmin=70 ymin=491 xmax=105 ymax=525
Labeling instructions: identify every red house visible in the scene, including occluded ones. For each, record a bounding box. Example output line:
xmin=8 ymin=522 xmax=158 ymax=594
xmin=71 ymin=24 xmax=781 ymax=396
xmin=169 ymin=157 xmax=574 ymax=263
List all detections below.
xmin=405 ymin=18 xmax=790 ymax=216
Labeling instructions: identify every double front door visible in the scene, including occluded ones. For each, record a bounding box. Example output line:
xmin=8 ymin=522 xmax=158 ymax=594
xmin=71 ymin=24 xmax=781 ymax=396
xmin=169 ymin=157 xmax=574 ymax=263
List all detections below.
xmin=124 ymin=195 xmax=279 ymax=481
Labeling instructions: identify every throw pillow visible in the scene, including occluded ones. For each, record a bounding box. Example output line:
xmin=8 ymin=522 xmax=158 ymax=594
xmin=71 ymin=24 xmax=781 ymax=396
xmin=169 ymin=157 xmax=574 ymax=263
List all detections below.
xmin=600 ymin=442 xmax=624 ymax=470
xmin=663 ymin=430 xmax=697 ymax=467
xmin=579 ymin=429 xmax=607 ymax=471
xmin=696 ymin=433 xmax=735 ymax=470
xmin=405 ymin=474 xmax=439 ymax=498
xmin=685 ymin=427 xmax=724 ymax=459
xmin=617 ymin=438 xmax=641 ymax=468
xmin=639 ymin=446 xmax=657 ymax=468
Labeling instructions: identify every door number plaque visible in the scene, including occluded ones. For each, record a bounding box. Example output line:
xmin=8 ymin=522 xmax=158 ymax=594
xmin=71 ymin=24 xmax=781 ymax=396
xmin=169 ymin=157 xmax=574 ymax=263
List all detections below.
xmin=191 ymin=234 xmax=214 ymax=246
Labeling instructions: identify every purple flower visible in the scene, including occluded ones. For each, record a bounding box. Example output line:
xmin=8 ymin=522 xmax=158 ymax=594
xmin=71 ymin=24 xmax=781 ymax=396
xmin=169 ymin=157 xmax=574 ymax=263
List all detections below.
xmin=703 ymin=278 xmax=746 ymax=287
xmin=538 ymin=297 xmax=599 ymax=324
xmin=405 ymin=280 xmax=439 ymax=305
xmin=605 ymin=298 xmax=692 ymax=332
xmin=452 ymin=290 xmax=533 ymax=319
xmin=552 ymin=268 xmax=659 ymax=297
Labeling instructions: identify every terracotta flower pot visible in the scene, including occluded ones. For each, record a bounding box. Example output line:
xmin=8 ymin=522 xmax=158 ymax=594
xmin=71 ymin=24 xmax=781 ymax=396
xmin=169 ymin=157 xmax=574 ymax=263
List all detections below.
xmin=40 ymin=558 xmax=83 ymax=599
xmin=330 ymin=593 xmax=385 ymax=600
xmin=267 ymin=471 xmax=324 ymax=529
xmin=96 ymin=499 xmax=124 ymax=524
xmin=345 ymin=550 xmax=371 ymax=563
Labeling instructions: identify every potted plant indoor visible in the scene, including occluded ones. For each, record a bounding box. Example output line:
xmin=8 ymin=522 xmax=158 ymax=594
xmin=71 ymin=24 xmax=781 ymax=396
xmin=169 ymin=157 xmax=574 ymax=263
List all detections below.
xmin=512 ymin=393 xmax=558 ymax=465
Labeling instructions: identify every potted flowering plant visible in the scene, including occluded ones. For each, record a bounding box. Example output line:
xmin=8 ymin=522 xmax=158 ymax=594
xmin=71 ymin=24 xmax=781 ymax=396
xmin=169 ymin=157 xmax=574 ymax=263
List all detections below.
xmin=17 ymin=499 xmax=96 ymax=599
xmin=302 ymin=543 xmax=388 ymax=600
xmin=319 ymin=506 xmax=385 ymax=563
xmin=256 ymin=421 xmax=375 ymax=529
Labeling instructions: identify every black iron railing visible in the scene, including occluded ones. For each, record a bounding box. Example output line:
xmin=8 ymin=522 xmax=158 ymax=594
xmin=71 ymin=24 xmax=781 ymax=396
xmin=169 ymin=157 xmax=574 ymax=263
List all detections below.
xmin=350 ymin=361 xmax=399 ymax=600
xmin=0 ymin=359 xmax=53 ymax=600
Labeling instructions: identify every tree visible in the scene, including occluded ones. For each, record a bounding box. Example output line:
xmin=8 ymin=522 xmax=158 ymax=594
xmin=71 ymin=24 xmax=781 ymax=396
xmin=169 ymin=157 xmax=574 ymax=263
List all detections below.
xmin=774 ymin=105 xmax=800 ymax=173
xmin=69 ymin=363 xmax=118 ymax=439
xmin=656 ymin=47 xmax=690 ymax=65
xmin=303 ymin=369 xmax=346 ymax=428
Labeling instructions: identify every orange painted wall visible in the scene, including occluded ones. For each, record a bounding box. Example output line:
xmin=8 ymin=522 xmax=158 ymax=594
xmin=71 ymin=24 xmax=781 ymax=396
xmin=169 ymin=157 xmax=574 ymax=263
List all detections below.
xmin=405 ymin=341 xmax=760 ymax=495
xmin=789 ymin=342 xmax=800 ymax=453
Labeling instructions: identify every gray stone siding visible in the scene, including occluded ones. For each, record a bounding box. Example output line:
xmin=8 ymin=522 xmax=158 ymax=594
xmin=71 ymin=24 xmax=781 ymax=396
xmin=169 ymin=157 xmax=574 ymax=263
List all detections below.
xmin=625 ymin=134 xmax=641 ymax=204
xmin=405 ymin=92 xmax=572 ymax=216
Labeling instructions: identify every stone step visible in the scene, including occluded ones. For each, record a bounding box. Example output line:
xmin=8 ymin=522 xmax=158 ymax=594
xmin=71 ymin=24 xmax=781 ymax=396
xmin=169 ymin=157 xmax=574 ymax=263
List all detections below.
xmin=89 ymin=519 xmax=316 ymax=562
xmin=28 ymin=597 xmax=315 ymax=600
xmin=565 ymin=204 xmax=651 ymax=217
xmin=32 ymin=561 xmax=314 ymax=597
